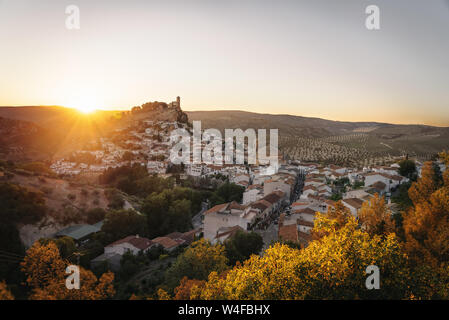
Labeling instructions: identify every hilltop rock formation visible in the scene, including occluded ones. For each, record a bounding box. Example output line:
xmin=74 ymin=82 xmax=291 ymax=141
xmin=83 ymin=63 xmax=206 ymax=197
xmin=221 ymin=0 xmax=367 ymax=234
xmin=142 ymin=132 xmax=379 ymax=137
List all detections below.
xmin=130 ymin=96 xmax=188 ymax=123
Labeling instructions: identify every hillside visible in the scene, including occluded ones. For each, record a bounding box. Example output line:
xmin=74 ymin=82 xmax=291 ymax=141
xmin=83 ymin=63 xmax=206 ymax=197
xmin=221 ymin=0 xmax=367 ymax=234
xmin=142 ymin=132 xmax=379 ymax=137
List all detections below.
xmin=186 ymin=110 xmax=449 ymax=165
xmin=0 ymin=106 xmax=447 ymax=166
xmin=0 ymin=107 xmax=125 ymax=160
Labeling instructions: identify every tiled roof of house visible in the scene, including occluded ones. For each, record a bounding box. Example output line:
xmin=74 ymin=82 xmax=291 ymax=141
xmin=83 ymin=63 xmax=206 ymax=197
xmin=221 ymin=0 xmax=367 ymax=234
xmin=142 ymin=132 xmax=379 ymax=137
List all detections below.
xmin=292 ymin=201 xmax=310 ymax=207
xmin=165 ymin=232 xmax=183 ymax=240
xmin=273 ymin=190 xmax=286 ymax=199
xmin=297 ymin=219 xmax=314 ymax=227
xmin=294 ymin=207 xmax=317 ymax=215
xmin=371 ymin=181 xmax=386 ymax=190
xmin=278 ymin=224 xmax=298 ymax=242
xmin=228 ymin=201 xmax=246 ymax=210
xmin=204 ymin=203 xmax=229 ymax=215
xmin=179 ymin=229 xmax=199 ymax=245
xmin=298 ymin=231 xmax=313 ymax=243
xmin=342 ymin=198 xmax=364 ymax=209
xmin=107 ymin=235 xmax=153 ymax=250
xmin=262 ymin=192 xmax=282 ymax=205
xmin=151 ymin=236 xmax=179 ymax=249
xmin=303 ymin=185 xmax=317 ymax=191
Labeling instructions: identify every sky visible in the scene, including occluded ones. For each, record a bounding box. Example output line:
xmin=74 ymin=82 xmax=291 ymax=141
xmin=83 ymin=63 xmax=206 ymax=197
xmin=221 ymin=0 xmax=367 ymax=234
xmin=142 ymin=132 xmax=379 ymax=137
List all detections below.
xmin=0 ymin=0 xmax=448 ymax=125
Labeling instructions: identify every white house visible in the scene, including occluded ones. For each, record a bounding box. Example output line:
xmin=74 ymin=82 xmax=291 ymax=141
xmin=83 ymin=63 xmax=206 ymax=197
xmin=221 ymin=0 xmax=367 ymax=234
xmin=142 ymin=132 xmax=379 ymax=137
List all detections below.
xmin=242 ymin=187 xmax=263 ymax=205
xmin=342 ymin=198 xmax=364 ymax=217
xmin=104 ymin=235 xmax=153 ymax=256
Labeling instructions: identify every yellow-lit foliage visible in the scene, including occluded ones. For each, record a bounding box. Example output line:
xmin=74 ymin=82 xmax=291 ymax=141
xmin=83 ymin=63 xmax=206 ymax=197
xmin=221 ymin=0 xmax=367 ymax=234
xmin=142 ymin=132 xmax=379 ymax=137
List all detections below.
xmin=21 ymin=242 xmax=115 ymax=300
xmin=174 ymin=277 xmax=206 ymax=300
xmin=358 ymin=193 xmax=395 ymax=236
xmin=312 ymin=201 xmax=352 ymax=239
xmin=192 ymin=216 xmax=409 ymax=300
xmin=157 ymin=288 xmax=171 ymax=300
xmin=408 ymin=161 xmax=437 ymax=206
xmin=403 ymin=157 xmax=449 ymax=268
xmin=0 ymin=281 xmax=14 ymax=300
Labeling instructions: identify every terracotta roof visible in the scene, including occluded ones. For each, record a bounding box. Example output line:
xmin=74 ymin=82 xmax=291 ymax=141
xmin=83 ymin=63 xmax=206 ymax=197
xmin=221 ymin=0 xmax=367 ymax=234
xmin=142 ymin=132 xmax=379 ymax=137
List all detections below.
xmin=297 ymin=219 xmax=314 ymax=227
xmin=298 ymin=231 xmax=313 ymax=243
xmin=342 ymin=198 xmax=364 ymax=209
xmin=107 ymin=235 xmax=153 ymax=250
xmin=228 ymin=201 xmax=246 ymax=210
xmin=295 ymin=207 xmax=317 ymax=215
xmin=305 ymin=178 xmax=322 ymax=183
xmin=329 ymin=164 xmax=343 ymax=170
xmin=165 ymin=232 xmax=183 ymax=240
xmin=292 ymin=201 xmax=309 ymax=207
xmin=390 ymin=175 xmax=403 ymax=181
xmin=251 ymin=201 xmax=269 ymax=211
xmin=371 ymin=181 xmax=386 ymax=190
xmin=204 ymin=203 xmax=229 ymax=215
xmin=179 ymin=229 xmax=198 ymax=244
xmin=151 ymin=236 xmax=179 ymax=249
xmin=303 ymin=185 xmax=317 ymax=191
xmin=273 ymin=190 xmax=286 ymax=198
xmin=262 ymin=192 xmax=282 ymax=205
xmin=278 ymin=224 xmax=298 ymax=242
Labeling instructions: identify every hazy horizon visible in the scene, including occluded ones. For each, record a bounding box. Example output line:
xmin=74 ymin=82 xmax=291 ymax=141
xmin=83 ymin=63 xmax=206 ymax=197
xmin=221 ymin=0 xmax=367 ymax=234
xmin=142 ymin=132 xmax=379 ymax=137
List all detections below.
xmin=0 ymin=0 xmax=448 ymax=126
xmin=1 ymin=104 xmax=448 ymax=128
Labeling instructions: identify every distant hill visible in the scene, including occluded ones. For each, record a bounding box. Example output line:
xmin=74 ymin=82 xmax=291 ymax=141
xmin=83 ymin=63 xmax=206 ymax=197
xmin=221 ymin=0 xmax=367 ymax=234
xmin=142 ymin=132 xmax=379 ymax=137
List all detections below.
xmin=186 ymin=110 xmax=449 ymax=163
xmin=0 ymin=106 xmax=447 ymax=164
xmin=0 ymin=106 xmax=124 ymax=160
xmin=186 ymin=110 xmax=386 ymax=137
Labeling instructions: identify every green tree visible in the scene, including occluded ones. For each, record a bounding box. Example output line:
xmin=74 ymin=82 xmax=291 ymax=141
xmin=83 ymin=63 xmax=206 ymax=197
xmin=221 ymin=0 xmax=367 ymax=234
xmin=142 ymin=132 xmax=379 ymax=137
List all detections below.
xmin=102 ymin=209 xmax=148 ymax=242
xmin=85 ymin=208 xmax=107 ymax=224
xmin=224 ymin=230 xmax=263 ymax=265
xmin=211 ymin=183 xmax=245 ymax=206
xmin=398 ymin=159 xmax=417 ymax=180
xmin=164 ymin=239 xmax=229 ymax=292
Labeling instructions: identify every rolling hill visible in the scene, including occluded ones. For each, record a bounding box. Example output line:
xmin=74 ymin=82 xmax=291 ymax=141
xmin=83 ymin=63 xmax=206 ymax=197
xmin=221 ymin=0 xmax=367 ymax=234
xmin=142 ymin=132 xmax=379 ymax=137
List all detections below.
xmin=186 ymin=110 xmax=449 ymax=165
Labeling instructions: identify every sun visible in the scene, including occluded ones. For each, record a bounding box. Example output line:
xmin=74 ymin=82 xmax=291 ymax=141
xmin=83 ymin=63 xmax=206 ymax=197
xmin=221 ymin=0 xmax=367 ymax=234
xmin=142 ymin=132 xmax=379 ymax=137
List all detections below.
xmin=77 ymin=105 xmax=96 ymax=114
xmin=64 ymin=96 xmax=99 ymax=114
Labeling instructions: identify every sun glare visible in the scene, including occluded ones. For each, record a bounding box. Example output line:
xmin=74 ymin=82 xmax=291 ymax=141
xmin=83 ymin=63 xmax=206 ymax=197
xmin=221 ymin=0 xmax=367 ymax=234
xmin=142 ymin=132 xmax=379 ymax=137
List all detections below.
xmin=77 ymin=105 xmax=95 ymax=114
xmin=64 ymin=96 xmax=100 ymax=114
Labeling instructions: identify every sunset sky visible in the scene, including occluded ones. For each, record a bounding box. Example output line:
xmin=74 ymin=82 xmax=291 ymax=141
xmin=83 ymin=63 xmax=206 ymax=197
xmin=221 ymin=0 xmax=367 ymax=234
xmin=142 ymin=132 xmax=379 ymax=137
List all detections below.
xmin=0 ymin=0 xmax=448 ymax=125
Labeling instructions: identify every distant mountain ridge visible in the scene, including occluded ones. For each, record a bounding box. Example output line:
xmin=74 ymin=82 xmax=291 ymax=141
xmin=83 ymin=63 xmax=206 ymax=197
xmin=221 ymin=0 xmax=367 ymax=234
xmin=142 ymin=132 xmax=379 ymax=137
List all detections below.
xmin=186 ymin=110 xmax=449 ymax=162
xmin=186 ymin=110 xmax=449 ymax=137
xmin=0 ymin=106 xmax=447 ymax=162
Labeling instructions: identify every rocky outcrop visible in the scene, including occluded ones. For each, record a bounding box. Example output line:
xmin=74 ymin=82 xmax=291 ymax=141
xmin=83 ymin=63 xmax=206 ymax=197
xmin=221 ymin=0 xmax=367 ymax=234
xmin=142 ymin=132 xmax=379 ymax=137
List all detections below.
xmin=131 ymin=99 xmax=188 ymax=123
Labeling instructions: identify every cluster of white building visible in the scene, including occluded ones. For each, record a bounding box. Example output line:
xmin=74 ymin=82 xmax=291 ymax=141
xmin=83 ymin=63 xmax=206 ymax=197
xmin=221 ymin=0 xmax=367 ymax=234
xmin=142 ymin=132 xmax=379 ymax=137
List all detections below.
xmin=50 ymin=120 xmax=189 ymax=176
xmin=202 ymin=164 xmax=301 ymax=244
xmin=277 ymin=161 xmax=414 ymax=246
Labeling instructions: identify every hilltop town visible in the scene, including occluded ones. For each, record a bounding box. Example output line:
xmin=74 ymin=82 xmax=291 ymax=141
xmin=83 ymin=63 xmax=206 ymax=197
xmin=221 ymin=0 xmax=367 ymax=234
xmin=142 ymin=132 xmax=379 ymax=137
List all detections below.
xmin=33 ymin=97 xmax=445 ymax=264
xmin=0 ymin=97 xmax=447 ymax=300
